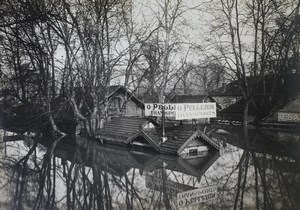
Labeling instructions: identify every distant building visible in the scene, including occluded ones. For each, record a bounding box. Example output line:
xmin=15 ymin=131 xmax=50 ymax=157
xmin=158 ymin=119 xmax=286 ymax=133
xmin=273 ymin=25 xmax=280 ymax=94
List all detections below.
xmin=102 ymin=85 xmax=144 ymax=118
xmin=264 ymin=92 xmax=300 ymax=125
xmin=209 ymin=74 xmax=300 ymax=124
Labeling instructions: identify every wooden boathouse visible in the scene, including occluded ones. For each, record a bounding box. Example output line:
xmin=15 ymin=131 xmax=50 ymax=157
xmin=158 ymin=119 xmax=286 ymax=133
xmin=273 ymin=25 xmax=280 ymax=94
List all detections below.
xmin=95 ymin=116 xmax=221 ymax=157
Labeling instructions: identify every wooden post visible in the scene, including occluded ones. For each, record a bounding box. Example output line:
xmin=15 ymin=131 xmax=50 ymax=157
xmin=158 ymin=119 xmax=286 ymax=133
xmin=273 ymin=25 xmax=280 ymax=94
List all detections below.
xmin=162 ymin=97 xmax=165 ymax=137
xmin=162 ymin=96 xmax=167 ymax=143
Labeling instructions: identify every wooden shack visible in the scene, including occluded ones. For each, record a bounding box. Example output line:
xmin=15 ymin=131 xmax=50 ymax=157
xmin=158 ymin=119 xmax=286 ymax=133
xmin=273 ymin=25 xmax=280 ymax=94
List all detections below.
xmin=103 ymin=85 xmax=144 ymax=118
xmin=95 ymin=116 xmax=221 ymax=157
xmin=95 ymin=117 xmax=157 ymax=146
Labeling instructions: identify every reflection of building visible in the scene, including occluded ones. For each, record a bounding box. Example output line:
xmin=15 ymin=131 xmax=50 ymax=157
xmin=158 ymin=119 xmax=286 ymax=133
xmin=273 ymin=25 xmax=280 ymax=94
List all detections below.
xmin=38 ymin=134 xmax=220 ymax=178
xmin=145 ymin=174 xmax=194 ymax=196
xmin=3 ymin=128 xmax=298 ymax=210
xmin=208 ymin=124 xmax=300 ymax=163
xmin=36 ymin=134 xmax=221 ymax=209
xmin=39 ymin=135 xmax=221 ymax=202
xmin=36 ymin=134 xmax=221 ymax=196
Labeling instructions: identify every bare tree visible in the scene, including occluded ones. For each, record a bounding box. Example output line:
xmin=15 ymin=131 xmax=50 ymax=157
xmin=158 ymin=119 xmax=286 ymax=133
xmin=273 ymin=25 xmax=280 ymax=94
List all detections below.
xmin=205 ymin=0 xmax=300 ymax=125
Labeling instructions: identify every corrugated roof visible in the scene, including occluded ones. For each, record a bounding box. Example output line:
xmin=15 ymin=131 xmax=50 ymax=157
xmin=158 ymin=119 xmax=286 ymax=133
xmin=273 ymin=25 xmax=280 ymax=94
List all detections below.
xmin=129 ymin=126 xmax=220 ymax=155
xmin=126 ymin=126 xmax=201 ymax=155
xmin=160 ymin=128 xmax=198 ymax=155
xmin=96 ymin=118 xmax=220 ymax=155
xmin=95 ymin=117 xmax=148 ymax=143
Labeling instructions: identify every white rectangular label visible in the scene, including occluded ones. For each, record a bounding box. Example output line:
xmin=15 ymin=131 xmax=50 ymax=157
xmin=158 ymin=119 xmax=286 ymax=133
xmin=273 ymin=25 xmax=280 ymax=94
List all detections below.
xmin=146 ymin=175 xmax=193 ymax=196
xmin=145 ymin=103 xmax=217 ymax=119
xmin=177 ymin=185 xmax=218 ymax=208
xmin=278 ymin=112 xmax=300 ymax=122
xmin=145 ymin=103 xmax=176 ymax=117
xmin=175 ymin=103 xmax=217 ymax=120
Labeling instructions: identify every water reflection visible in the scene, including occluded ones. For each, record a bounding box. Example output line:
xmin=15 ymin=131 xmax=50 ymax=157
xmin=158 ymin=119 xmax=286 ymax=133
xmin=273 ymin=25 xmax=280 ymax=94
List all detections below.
xmin=0 ymin=127 xmax=299 ymax=210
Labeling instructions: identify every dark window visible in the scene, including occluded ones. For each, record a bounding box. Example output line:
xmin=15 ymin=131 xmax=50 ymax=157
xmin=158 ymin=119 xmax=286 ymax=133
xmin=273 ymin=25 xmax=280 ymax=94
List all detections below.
xmin=110 ymin=98 xmax=120 ymax=109
xmin=189 ymin=149 xmax=198 ymax=156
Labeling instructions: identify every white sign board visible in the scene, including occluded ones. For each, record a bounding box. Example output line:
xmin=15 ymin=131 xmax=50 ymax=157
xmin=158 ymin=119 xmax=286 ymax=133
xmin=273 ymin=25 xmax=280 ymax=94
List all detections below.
xmin=177 ymin=185 xmax=218 ymax=208
xmin=175 ymin=103 xmax=216 ymax=120
xmin=278 ymin=132 xmax=300 ymax=142
xmin=145 ymin=103 xmax=176 ymax=117
xmin=146 ymin=175 xmax=193 ymax=196
xmin=278 ymin=112 xmax=300 ymax=122
xmin=145 ymin=103 xmax=217 ymax=120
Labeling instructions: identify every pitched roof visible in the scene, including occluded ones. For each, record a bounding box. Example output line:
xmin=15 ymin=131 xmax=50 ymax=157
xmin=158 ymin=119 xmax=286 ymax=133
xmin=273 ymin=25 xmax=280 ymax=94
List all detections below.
xmin=126 ymin=125 xmax=220 ymax=155
xmin=139 ymin=129 xmax=161 ymax=151
xmin=218 ymin=94 xmax=292 ymax=120
xmin=159 ymin=128 xmax=199 ymax=155
xmin=108 ymin=85 xmax=123 ymax=94
xmin=96 ymin=117 xmax=220 ymax=154
xmin=159 ymin=128 xmax=219 ymax=155
xmin=95 ymin=117 xmax=149 ymax=143
xmin=264 ymin=92 xmax=300 ymax=121
xmin=209 ymin=79 xmax=251 ymax=96
xmin=107 ymin=85 xmax=144 ymax=108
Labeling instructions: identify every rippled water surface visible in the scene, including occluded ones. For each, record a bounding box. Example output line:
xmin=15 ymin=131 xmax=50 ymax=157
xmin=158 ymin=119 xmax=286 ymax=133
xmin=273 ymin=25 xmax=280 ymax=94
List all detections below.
xmin=0 ymin=126 xmax=299 ymax=210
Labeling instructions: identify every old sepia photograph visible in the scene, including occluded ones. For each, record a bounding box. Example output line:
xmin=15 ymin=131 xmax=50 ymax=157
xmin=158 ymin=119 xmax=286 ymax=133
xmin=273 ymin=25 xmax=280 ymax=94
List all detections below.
xmin=0 ymin=0 xmax=299 ymax=209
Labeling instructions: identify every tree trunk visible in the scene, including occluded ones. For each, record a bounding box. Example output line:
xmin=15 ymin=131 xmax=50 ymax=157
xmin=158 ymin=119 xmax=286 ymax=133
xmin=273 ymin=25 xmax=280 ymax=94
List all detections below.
xmin=243 ymin=100 xmax=249 ymax=126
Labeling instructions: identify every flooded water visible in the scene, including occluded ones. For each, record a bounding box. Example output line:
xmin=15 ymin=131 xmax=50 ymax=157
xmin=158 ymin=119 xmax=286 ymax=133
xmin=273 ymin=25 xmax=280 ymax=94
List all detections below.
xmin=0 ymin=126 xmax=299 ymax=210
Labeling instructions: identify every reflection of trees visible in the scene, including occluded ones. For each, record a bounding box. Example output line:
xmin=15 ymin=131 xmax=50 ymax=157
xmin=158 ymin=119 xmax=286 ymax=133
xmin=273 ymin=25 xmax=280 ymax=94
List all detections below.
xmin=2 ymin=129 xmax=299 ymax=209
xmin=249 ymin=151 xmax=299 ymax=210
xmin=5 ymin=139 xmax=64 ymax=210
xmin=0 ymin=135 xmax=219 ymax=209
xmin=2 ymin=132 xmax=201 ymax=210
xmin=0 ymin=140 xmax=37 ymax=209
xmin=214 ymin=128 xmax=300 ymax=210
xmin=1 ymin=137 xmax=151 ymax=209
